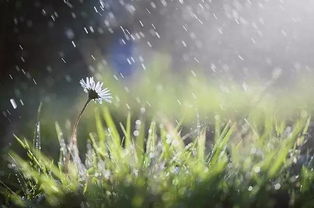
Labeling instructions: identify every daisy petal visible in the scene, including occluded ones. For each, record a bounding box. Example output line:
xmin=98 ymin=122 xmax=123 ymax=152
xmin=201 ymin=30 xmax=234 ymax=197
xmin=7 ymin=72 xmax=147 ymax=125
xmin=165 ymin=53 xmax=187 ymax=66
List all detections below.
xmin=80 ymin=76 xmax=112 ymax=103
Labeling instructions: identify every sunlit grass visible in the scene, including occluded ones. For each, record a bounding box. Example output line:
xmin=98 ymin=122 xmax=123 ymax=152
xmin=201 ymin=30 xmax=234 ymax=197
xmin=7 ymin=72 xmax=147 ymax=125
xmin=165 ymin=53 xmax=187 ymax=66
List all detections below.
xmin=2 ymin=105 xmax=314 ymax=207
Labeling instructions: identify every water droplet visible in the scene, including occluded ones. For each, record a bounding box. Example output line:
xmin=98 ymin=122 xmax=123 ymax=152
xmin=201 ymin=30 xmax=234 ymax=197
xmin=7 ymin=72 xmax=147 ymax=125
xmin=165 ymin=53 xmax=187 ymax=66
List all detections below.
xmin=71 ymin=41 xmax=76 ymax=47
xmin=248 ymin=186 xmax=253 ymax=191
xmin=274 ymin=183 xmax=281 ymax=190
xmin=135 ymin=120 xmax=141 ymax=126
xmin=10 ymin=99 xmax=17 ymax=109
xmin=133 ymin=130 xmax=139 ymax=137
xmin=254 ymin=166 xmax=261 ymax=173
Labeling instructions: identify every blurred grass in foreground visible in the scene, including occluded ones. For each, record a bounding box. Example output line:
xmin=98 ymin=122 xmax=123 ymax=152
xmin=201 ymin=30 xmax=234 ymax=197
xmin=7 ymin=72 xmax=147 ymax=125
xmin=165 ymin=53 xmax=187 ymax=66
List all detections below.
xmin=1 ymin=54 xmax=314 ymax=207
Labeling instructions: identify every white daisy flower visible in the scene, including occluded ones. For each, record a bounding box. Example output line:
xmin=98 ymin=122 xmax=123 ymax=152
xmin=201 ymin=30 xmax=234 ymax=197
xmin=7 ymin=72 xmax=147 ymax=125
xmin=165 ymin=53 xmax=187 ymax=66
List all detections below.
xmin=80 ymin=77 xmax=112 ymax=104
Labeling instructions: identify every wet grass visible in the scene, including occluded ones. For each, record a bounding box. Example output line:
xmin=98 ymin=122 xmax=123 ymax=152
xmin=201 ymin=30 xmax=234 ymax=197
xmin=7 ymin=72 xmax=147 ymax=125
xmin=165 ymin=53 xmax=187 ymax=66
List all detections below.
xmin=1 ymin=106 xmax=314 ymax=207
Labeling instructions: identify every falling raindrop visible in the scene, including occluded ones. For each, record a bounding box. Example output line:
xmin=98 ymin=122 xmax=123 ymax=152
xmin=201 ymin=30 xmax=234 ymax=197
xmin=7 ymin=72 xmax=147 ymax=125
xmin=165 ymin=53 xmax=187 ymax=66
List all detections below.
xmin=10 ymin=99 xmax=17 ymax=109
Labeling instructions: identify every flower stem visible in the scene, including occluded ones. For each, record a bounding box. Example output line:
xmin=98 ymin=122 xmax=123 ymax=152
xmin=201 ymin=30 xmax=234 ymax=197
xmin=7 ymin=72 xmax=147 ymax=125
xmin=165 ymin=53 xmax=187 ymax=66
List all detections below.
xmin=71 ymin=98 xmax=91 ymax=146
xmin=66 ymin=98 xmax=91 ymax=171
